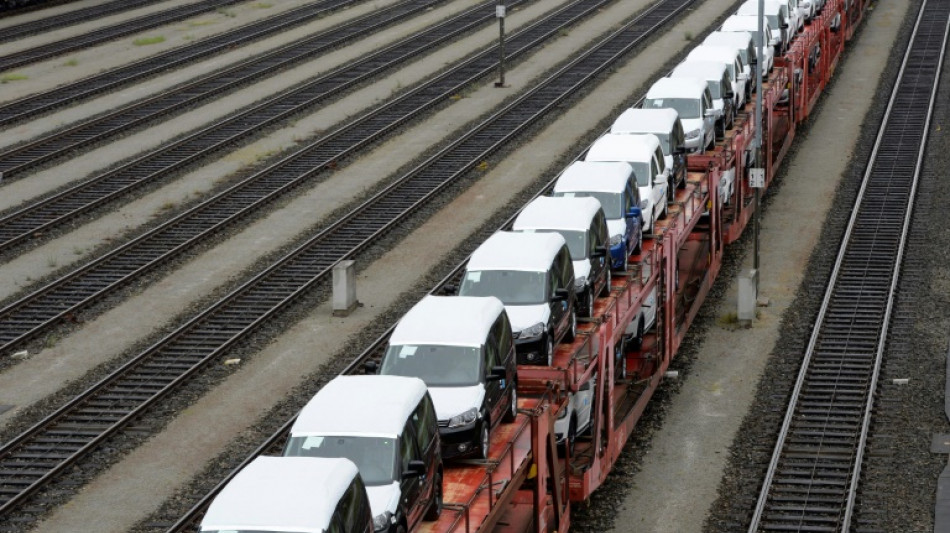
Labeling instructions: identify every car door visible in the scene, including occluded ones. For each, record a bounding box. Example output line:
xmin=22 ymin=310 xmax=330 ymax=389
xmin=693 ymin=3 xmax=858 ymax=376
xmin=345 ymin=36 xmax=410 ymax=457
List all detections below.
xmin=483 ymin=329 xmax=503 ymax=424
xmin=398 ymin=423 xmax=424 ymax=526
xmin=649 ymin=153 xmax=667 ymax=216
xmin=410 ymin=398 xmax=439 ymax=524
xmin=671 ymin=119 xmax=687 ymax=186
xmin=702 ymin=89 xmax=716 ymax=147
xmin=548 ymin=260 xmax=567 ymax=339
xmin=588 ymin=215 xmax=608 ymax=293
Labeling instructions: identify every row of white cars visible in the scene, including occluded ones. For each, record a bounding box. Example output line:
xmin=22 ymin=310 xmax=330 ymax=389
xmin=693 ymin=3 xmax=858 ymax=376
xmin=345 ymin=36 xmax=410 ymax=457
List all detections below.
xmin=196 ymin=1 xmax=826 ymax=531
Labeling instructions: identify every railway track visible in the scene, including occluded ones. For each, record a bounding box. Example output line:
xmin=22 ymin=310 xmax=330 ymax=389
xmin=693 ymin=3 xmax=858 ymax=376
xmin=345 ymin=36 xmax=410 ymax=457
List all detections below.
xmin=0 ymin=0 xmax=364 ymax=127
xmin=0 ymin=0 xmax=598 ymax=354
xmin=0 ymin=0 xmax=164 ymax=44
xmin=747 ymin=0 xmax=950 ymax=530
xmin=0 ymin=0 xmax=254 ymax=72
xmin=0 ymin=0 xmax=696 ymax=523
xmin=0 ymin=0 xmax=453 ymax=180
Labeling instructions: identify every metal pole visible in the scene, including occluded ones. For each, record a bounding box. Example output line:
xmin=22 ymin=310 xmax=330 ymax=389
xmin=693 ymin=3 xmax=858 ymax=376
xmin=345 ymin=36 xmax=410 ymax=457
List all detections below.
xmin=495 ymin=3 xmax=506 ymax=87
xmin=754 ymin=0 xmax=764 ymax=278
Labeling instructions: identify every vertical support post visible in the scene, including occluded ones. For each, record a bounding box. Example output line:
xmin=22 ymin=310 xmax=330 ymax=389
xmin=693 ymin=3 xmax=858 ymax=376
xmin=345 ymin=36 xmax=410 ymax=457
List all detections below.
xmin=495 ymin=2 xmax=506 ymax=87
xmin=332 ymin=260 xmax=358 ymax=316
xmin=753 ymin=0 xmax=765 ymax=289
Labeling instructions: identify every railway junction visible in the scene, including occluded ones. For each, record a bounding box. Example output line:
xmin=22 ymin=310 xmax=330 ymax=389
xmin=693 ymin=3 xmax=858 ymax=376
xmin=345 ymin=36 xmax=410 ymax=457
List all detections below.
xmin=0 ymin=0 xmax=947 ymax=531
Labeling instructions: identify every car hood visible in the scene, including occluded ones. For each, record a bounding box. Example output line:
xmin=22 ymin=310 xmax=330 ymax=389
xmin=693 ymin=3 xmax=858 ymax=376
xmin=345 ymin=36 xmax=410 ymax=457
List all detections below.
xmin=573 ymin=259 xmax=591 ymax=280
xmin=366 ymin=482 xmax=400 ymax=518
xmin=506 ymin=304 xmax=551 ymax=333
xmin=429 ymin=384 xmax=485 ymax=421
xmin=681 ymin=117 xmax=703 ymax=133
xmin=606 ymin=218 xmax=627 ymax=240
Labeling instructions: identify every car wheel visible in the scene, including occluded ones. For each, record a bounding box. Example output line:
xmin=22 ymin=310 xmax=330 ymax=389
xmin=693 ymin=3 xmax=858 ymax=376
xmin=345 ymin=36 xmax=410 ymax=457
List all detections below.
xmin=630 ymin=318 xmax=644 ymax=351
xmin=545 ymin=334 xmax=555 ymax=366
xmin=504 ymin=382 xmax=517 ymax=423
xmin=424 ymin=473 xmax=443 ymax=520
xmin=565 ymin=309 xmax=577 ymax=342
xmin=478 ymin=420 xmax=490 ymax=459
xmin=583 ymin=288 xmax=594 ymax=318
xmin=668 ymin=176 xmax=675 ymax=202
xmin=567 ymin=416 xmax=578 ymax=457
xmin=600 ymin=268 xmax=612 ymax=297
xmin=395 ymin=524 xmax=407 ymax=533
xmin=633 ymin=230 xmax=642 ymax=256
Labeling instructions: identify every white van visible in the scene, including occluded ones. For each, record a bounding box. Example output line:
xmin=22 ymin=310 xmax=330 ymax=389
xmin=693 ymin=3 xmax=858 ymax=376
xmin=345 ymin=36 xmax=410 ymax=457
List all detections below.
xmin=720 ymin=16 xmax=776 ymax=76
xmin=512 ymin=196 xmax=612 ymax=318
xmin=378 ymin=295 xmax=519 ymax=459
xmin=284 ymin=376 xmax=442 ymax=533
xmin=737 ymin=0 xmax=792 ymax=53
xmin=670 ymin=61 xmax=734 ymax=136
xmin=584 ymin=133 xmax=669 ymax=232
xmin=643 ymin=77 xmax=717 ymax=154
xmin=200 ymin=456 xmax=373 ymax=533
xmin=610 ymin=107 xmax=687 ymax=193
xmin=686 ymin=45 xmax=748 ymax=109
xmin=703 ymin=31 xmax=757 ymax=95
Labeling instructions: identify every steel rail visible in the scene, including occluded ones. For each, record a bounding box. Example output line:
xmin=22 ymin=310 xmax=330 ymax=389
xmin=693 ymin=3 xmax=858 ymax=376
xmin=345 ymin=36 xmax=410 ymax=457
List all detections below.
xmin=0 ymin=0 xmax=364 ymax=127
xmin=0 ymin=0 xmax=591 ymax=355
xmin=0 ymin=0 xmax=163 ymax=43
xmin=0 ymin=0 xmax=251 ymax=71
xmin=0 ymin=0 xmax=695 ymax=520
xmin=0 ymin=0 xmax=451 ymax=179
xmin=747 ymin=0 xmax=950 ymax=529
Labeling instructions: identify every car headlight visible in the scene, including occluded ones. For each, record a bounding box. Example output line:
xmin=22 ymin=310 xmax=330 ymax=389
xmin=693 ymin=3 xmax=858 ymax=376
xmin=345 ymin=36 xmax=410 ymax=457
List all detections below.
xmin=448 ymin=407 xmax=479 ymax=428
xmin=609 ymin=234 xmax=622 ymax=246
xmin=519 ymin=322 xmax=545 ymax=340
xmin=574 ymin=276 xmax=587 ymax=290
xmin=373 ymin=511 xmax=394 ymax=532
xmin=685 ymin=128 xmax=701 ymax=139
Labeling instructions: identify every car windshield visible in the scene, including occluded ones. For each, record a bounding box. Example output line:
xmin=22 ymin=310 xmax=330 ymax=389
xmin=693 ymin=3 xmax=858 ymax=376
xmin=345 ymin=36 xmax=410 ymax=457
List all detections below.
xmin=653 ymin=132 xmax=671 ymax=155
xmin=644 ymin=97 xmax=700 ymax=119
xmin=285 ymin=435 xmax=397 ymax=485
xmin=381 ymin=344 xmax=482 ymax=387
xmin=547 ymin=230 xmax=586 ymax=260
xmin=766 ymin=14 xmax=778 ymax=29
xmin=459 ymin=269 xmax=547 ymax=305
xmin=554 ymin=191 xmax=622 ymax=219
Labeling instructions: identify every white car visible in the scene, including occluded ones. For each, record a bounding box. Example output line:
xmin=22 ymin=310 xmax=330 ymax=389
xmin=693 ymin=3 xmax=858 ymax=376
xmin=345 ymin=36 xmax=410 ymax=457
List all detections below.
xmin=625 ymin=285 xmax=658 ymax=353
xmin=610 ymin=107 xmax=688 ymax=192
xmin=720 ymin=16 xmax=776 ymax=77
xmin=554 ymin=375 xmax=596 ymax=454
xmin=735 ymin=2 xmax=792 ymax=54
xmin=670 ymin=61 xmax=735 ymax=135
xmin=643 ymin=77 xmax=718 ymax=153
xmin=686 ymin=45 xmax=749 ymax=110
xmin=200 ymin=456 xmax=373 ymax=533
xmin=585 ymin=133 xmax=670 ymax=233
xmin=703 ymin=31 xmax=757 ymax=95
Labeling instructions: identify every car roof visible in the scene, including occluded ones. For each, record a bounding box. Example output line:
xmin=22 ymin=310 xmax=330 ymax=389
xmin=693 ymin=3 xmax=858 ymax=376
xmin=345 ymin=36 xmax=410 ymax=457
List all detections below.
xmin=687 ymin=45 xmax=739 ymax=64
xmin=201 ymin=456 xmax=357 ymax=533
xmin=645 ymin=76 xmax=708 ymax=100
xmin=704 ymin=30 xmax=753 ymax=48
xmin=389 ymin=295 xmax=504 ymax=347
xmin=466 ymin=231 xmax=566 ymax=273
xmin=513 ymin=196 xmax=603 ymax=233
xmin=737 ymin=1 xmax=782 ymax=16
xmin=291 ymin=375 xmax=428 ymax=438
xmin=610 ymin=107 xmax=679 ymax=134
xmin=553 ymin=161 xmax=634 ymax=194
xmin=671 ymin=60 xmax=729 ymax=82
xmin=585 ymin=133 xmax=660 ymax=165
xmin=721 ymin=14 xmax=765 ymax=31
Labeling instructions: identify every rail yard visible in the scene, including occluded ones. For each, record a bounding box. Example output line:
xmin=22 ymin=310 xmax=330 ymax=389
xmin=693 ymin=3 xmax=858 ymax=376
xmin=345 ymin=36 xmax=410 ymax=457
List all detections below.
xmin=0 ymin=0 xmax=947 ymax=531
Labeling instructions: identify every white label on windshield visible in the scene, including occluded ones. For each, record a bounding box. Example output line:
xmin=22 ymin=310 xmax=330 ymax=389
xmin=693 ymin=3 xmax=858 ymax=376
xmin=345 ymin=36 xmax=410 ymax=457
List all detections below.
xmin=560 ymin=192 xmax=576 ymax=198
xmin=399 ymin=345 xmax=418 ymax=358
xmin=466 ymin=271 xmax=481 ymax=283
xmin=653 ymin=99 xmax=663 ymax=106
xmin=302 ymin=436 xmax=325 ymax=449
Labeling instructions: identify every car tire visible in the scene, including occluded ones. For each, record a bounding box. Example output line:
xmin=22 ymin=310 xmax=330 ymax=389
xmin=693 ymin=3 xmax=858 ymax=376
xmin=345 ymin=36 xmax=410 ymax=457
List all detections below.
xmin=600 ymin=268 xmax=612 ymax=297
xmin=565 ymin=309 xmax=577 ymax=342
xmin=567 ymin=416 xmax=578 ymax=457
xmin=504 ymin=382 xmax=517 ymax=423
xmin=545 ymin=334 xmax=555 ymax=366
xmin=478 ymin=420 xmax=490 ymax=460
xmin=630 ymin=318 xmax=644 ymax=351
xmin=395 ymin=524 xmax=407 ymax=533
xmin=617 ymin=350 xmax=627 ymax=381
xmin=424 ymin=473 xmax=443 ymax=521
xmin=583 ymin=288 xmax=594 ymax=319
xmin=633 ymin=230 xmax=642 ymax=256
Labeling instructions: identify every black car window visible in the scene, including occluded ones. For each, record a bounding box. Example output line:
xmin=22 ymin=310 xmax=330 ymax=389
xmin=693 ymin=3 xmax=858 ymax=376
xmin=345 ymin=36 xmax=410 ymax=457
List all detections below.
xmin=340 ymin=479 xmax=366 ymax=533
xmin=328 ymin=512 xmax=345 ymax=533
xmin=400 ymin=429 xmax=415 ymax=472
xmin=484 ymin=332 xmax=499 ymax=370
xmin=623 ymin=187 xmax=634 ymax=214
xmin=594 ymin=211 xmax=609 ymax=246
xmin=558 ymin=247 xmax=573 ymax=288
xmin=497 ymin=313 xmax=513 ymax=361
xmin=673 ymin=120 xmax=685 ymax=148
xmin=414 ymin=394 xmax=437 ymax=451
xmin=655 ymin=147 xmax=666 ymax=174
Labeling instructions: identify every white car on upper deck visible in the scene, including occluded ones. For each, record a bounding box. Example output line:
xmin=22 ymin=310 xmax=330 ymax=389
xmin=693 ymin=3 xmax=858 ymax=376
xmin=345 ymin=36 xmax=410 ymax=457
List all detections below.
xmin=643 ymin=77 xmax=718 ymax=154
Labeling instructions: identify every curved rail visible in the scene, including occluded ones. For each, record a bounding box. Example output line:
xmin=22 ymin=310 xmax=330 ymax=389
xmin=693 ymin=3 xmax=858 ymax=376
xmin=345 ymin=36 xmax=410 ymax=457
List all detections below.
xmin=747 ymin=0 xmax=950 ymax=530
xmin=0 ymin=0 xmax=450 ymax=179
xmin=0 ymin=0 xmax=363 ymax=127
xmin=0 ymin=0 xmax=249 ymax=71
xmin=0 ymin=0 xmax=696 ymax=521
xmin=0 ymin=0 xmax=595 ymax=354
xmin=0 ymin=0 xmax=163 ymax=43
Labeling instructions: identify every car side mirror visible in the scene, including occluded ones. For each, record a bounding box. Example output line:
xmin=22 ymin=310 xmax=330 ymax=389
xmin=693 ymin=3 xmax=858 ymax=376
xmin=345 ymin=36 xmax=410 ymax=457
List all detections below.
xmin=705 ymin=108 xmax=720 ymax=118
xmin=403 ymin=459 xmax=426 ymax=479
xmin=653 ymin=175 xmax=666 ymax=185
xmin=673 ymin=146 xmax=687 ymax=156
xmin=442 ymin=283 xmax=457 ymax=295
xmin=626 ymin=206 xmax=642 ymax=219
xmin=554 ymin=287 xmax=570 ymax=301
xmin=724 ymin=91 xmax=735 ymax=100
xmin=363 ymin=360 xmax=379 ymax=374
xmin=780 ymin=21 xmax=789 ymax=29
xmin=487 ymin=365 xmax=507 ymax=382
xmin=591 ymin=246 xmax=608 ymax=258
